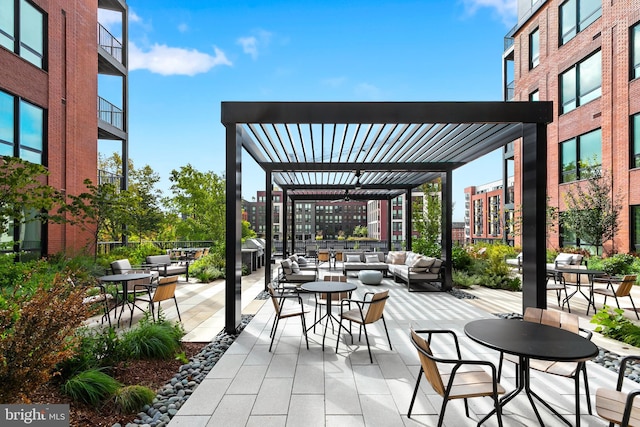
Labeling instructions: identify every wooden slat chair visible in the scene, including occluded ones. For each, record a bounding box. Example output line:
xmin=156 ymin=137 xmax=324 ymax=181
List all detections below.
xmin=498 ymin=307 xmax=593 ymax=425
xmin=407 ymin=328 xmax=505 ymax=427
xmin=134 ymin=275 xmax=182 ymax=323
xmin=593 ymin=275 xmax=639 ymax=320
xmin=336 ymin=290 xmax=391 ymax=363
xmin=313 ymin=274 xmax=351 ymax=333
xmin=596 ymin=355 xmax=640 ymax=427
xmin=267 ymin=284 xmax=310 ymax=352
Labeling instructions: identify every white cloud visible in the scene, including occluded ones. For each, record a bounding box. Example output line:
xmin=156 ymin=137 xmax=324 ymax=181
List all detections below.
xmin=129 ymin=42 xmax=232 ymax=76
xmin=463 ymin=0 xmax=517 ymax=24
xmin=354 ymin=82 xmax=382 ymax=100
xmin=129 ymin=10 xmax=142 ymax=23
xmin=98 ymin=9 xmax=122 ymax=28
xmin=237 ymin=29 xmax=272 ymax=59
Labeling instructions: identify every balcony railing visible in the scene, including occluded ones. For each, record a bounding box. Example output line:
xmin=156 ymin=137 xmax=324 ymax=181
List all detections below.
xmin=98 ymin=96 xmax=123 ymax=130
xmin=98 ymin=23 xmax=122 ymax=63
xmin=98 ymin=169 xmax=123 ymax=188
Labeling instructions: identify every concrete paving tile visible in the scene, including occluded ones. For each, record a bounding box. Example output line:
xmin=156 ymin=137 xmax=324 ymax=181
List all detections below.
xmin=206 ymin=394 xmax=255 ymax=427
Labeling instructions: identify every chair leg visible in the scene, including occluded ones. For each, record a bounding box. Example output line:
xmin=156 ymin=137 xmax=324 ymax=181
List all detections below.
xmin=269 ymin=317 xmax=280 ymax=352
xmin=463 ymin=398 xmax=469 ymax=417
xmin=173 ymin=296 xmax=182 ymax=322
xmin=629 ymin=296 xmax=640 ymax=320
xmin=407 ymin=367 xmax=423 ymax=418
xmin=582 ymin=363 xmax=592 ymax=414
xmin=361 ymin=323 xmax=373 ymax=363
xmin=381 ymin=316 xmax=392 ymax=350
xmin=300 ymin=314 xmax=309 ymax=350
xmin=336 ymin=317 xmax=344 ymax=354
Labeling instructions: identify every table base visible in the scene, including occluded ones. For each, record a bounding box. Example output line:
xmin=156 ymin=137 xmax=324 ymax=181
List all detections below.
xmin=306 ymin=299 xmax=350 ymax=350
xmin=479 ymin=356 xmax=576 ymax=427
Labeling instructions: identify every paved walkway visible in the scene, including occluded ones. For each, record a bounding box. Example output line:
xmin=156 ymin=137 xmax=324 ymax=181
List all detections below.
xmin=160 ymin=266 xmax=640 ymax=427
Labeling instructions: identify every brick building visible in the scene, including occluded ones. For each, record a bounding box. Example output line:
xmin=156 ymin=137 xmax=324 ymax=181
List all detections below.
xmin=464 ymin=177 xmax=515 ymax=244
xmin=0 ymin=0 xmax=129 ymax=257
xmin=503 ymin=0 xmax=640 ymax=253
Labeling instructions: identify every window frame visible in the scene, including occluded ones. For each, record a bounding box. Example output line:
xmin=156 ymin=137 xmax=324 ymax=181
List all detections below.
xmin=632 ymin=113 xmax=640 ymax=169
xmin=0 ymin=0 xmax=46 ymax=69
xmin=559 ymin=0 xmax=602 ymax=46
xmin=560 ymin=49 xmax=601 ymax=114
xmin=632 ymin=21 xmax=640 ymax=81
xmin=529 ymin=27 xmax=540 ymax=69
xmin=0 ymin=89 xmax=45 ymax=165
xmin=560 ymin=128 xmax=602 ymax=183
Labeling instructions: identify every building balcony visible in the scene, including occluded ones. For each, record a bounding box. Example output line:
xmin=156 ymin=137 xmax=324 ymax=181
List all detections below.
xmin=98 ymin=96 xmax=126 ymax=140
xmin=98 ymin=169 xmax=123 ymax=188
xmin=98 ymin=23 xmax=122 ymax=63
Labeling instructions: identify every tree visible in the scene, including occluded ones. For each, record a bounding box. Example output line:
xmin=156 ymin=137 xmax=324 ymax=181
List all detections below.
xmin=0 ymin=157 xmax=63 ymax=250
xmin=242 ymin=219 xmax=257 ymax=242
xmin=412 ymin=180 xmax=441 ymax=257
xmin=353 ymin=225 xmax=368 ymax=237
xmin=164 ymin=164 xmax=226 ymax=241
xmin=561 ymin=169 xmax=621 ymax=256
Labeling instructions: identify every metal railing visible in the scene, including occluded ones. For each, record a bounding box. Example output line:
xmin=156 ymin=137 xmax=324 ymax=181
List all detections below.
xmin=98 ymin=23 xmax=122 ymax=63
xmin=98 ymin=96 xmax=123 ymax=130
xmin=97 ymin=241 xmax=216 ymax=256
xmin=98 ymin=169 xmax=123 ymax=188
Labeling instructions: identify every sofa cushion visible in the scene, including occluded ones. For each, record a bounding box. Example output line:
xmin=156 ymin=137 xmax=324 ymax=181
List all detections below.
xmin=345 ymin=254 xmax=361 ymax=263
xmin=365 ymin=254 xmax=380 ymax=263
xmin=405 ymin=252 xmax=419 ymax=266
xmin=410 ymin=256 xmax=435 ymax=272
xmin=555 ymin=253 xmax=574 ymax=265
xmin=297 ymin=256 xmax=308 ymax=266
xmin=146 ymin=255 xmax=172 ymax=265
xmin=429 ymin=259 xmax=443 ymax=274
xmin=281 ymin=259 xmax=293 ymax=274
xmin=387 ymin=251 xmax=406 ymax=265
xmin=291 ymin=261 xmax=300 ymax=273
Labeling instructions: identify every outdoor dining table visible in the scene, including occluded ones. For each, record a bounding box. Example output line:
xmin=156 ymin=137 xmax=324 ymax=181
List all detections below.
xmin=552 ymin=267 xmax=606 ymax=314
xmin=99 ymin=273 xmax=153 ymax=327
xmin=464 ymin=318 xmax=598 ymax=427
xmin=301 ymin=280 xmax=357 ymax=350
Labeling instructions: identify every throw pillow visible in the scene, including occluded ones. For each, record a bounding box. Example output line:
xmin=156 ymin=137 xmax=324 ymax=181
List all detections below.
xmin=410 ymin=256 xmax=435 ymax=272
xmin=387 ymin=251 xmax=406 ymax=264
xmin=346 ymin=254 xmax=361 ymax=263
xmin=291 ymin=261 xmax=300 ymax=273
xmin=429 ymin=259 xmax=443 ymax=274
xmin=289 ymin=254 xmax=298 ymax=262
xmin=365 ymin=254 xmax=379 ymax=263
xmin=297 ymin=256 xmax=308 ymax=266
xmin=281 ymin=259 xmax=292 ymax=275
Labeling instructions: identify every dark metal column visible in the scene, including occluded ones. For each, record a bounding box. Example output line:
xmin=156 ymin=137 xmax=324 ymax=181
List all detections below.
xmin=225 ymin=124 xmax=242 ymax=333
xmin=265 ymin=171 xmax=272 ymax=290
xmin=441 ymin=171 xmax=453 ymax=291
xmin=405 ymin=189 xmax=412 ymax=251
xmin=291 ymin=198 xmax=296 ymax=255
xmin=282 ymin=189 xmax=288 ymax=257
xmin=521 ymin=123 xmax=547 ymax=311
xmin=387 ymin=197 xmax=392 ymax=251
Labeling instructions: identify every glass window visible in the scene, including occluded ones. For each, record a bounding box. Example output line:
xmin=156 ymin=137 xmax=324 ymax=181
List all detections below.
xmin=530 ymin=28 xmax=539 ymax=69
xmin=632 ymin=23 xmax=640 ymax=80
xmin=0 ymin=90 xmax=14 ymax=157
xmin=19 ymin=0 xmax=43 ymax=67
xmin=632 ymin=206 xmax=640 ymax=252
xmin=0 ymin=0 xmax=14 ymax=50
xmin=560 ymin=128 xmax=602 ymax=183
xmin=560 ymin=0 xmax=601 ymax=45
xmin=632 ymin=113 xmax=640 ymax=168
xmin=560 ymin=51 xmax=601 ymax=114
xmin=19 ymin=100 xmax=43 ymax=164
xmin=530 ymin=90 xmax=539 ymax=101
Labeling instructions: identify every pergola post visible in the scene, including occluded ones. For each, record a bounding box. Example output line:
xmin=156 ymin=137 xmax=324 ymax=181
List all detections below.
xmin=282 ymin=188 xmax=288 ymax=257
xmin=224 ymin=124 xmax=242 ymax=333
xmin=441 ymin=170 xmax=453 ymax=291
xmin=387 ymin=197 xmax=392 ymax=251
xmin=265 ymin=171 xmax=272 ymax=289
xmin=521 ymin=122 xmax=548 ymax=311
xmin=405 ymin=189 xmax=412 ymax=251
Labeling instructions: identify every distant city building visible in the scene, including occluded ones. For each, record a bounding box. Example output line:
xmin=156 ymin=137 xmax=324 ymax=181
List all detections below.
xmin=464 ymin=177 xmax=514 ymax=245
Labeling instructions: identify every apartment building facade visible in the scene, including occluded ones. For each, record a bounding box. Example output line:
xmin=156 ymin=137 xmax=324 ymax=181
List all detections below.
xmin=0 ymin=0 xmax=128 ymax=257
xmin=503 ymin=0 xmax=640 ymax=253
xmin=464 ymin=177 xmax=515 ymax=244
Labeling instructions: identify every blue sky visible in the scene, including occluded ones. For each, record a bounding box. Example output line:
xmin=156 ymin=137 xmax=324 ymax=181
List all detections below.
xmin=98 ymin=0 xmax=518 ymax=221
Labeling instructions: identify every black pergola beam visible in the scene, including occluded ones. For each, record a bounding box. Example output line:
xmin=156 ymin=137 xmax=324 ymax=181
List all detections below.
xmin=264 ymin=162 xmax=463 ymax=172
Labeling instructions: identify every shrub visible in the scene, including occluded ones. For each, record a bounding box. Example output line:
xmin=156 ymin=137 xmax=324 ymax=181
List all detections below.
xmin=189 ymin=253 xmax=225 ymax=282
xmin=599 ymin=253 xmax=636 ymax=276
xmin=120 ymin=313 xmax=184 ymax=360
xmin=451 ymin=245 xmax=473 ymax=271
xmin=591 ymin=306 xmax=640 ymax=347
xmin=452 ymin=270 xmax=483 ymax=288
xmin=0 ymin=272 xmax=89 ymax=402
xmin=56 ymin=326 xmax=124 ymax=379
xmin=61 ymin=368 xmax=122 ymax=406
xmin=113 ymin=385 xmax=156 ymax=414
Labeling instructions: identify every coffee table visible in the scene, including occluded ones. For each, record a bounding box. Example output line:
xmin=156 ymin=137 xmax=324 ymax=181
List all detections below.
xmin=301 ymin=280 xmax=357 ymax=350
xmin=465 ymin=318 xmax=598 ymax=426
xmin=99 ymin=273 xmax=154 ymax=327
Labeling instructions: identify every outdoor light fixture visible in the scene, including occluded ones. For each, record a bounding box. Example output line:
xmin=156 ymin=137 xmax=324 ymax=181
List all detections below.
xmin=354 ymin=171 xmax=362 ymax=190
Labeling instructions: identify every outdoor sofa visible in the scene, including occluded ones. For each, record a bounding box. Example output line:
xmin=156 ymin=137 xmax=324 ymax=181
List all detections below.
xmin=145 ymin=254 xmax=190 ymax=281
xmin=386 ymin=251 xmax=444 ymax=292
xmin=275 ymin=254 xmax=318 ymax=289
xmin=341 ymin=251 xmax=389 ymax=276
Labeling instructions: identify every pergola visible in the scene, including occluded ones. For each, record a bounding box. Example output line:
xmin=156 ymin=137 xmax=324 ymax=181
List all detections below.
xmin=223 ymin=101 xmax=553 ymax=333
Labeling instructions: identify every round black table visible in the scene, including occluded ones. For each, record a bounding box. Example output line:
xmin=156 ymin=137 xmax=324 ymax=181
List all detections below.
xmin=301 ymin=280 xmax=357 ymax=350
xmin=99 ymin=273 xmax=153 ymax=327
xmin=465 ymin=318 xmax=598 ymax=426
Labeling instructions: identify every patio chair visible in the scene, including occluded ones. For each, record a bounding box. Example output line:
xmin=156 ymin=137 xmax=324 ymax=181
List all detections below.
xmin=592 ymin=275 xmax=639 ymax=320
xmin=110 ymin=258 xmax=159 ymax=283
xmin=134 ymin=275 xmax=182 ymax=323
xmin=313 ymin=274 xmax=351 ymax=333
xmin=336 ymin=289 xmax=391 ymax=363
xmin=595 ymin=355 xmax=640 ymax=427
xmin=546 ymin=269 xmax=571 ymax=312
xmin=407 ymin=328 xmax=505 ymax=426
xmin=267 ymin=284 xmax=310 ymax=352
xmin=497 ymin=307 xmax=593 ymax=425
